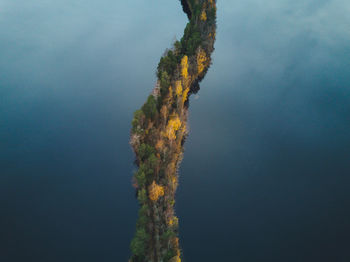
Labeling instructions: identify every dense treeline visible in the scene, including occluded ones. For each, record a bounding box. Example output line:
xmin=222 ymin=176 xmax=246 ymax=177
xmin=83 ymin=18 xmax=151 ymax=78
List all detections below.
xmin=129 ymin=1 xmax=216 ymax=261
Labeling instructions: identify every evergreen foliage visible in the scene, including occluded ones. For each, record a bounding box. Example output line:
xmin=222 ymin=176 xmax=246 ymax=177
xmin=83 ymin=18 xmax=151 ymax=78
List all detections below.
xmin=130 ymin=228 xmax=149 ymax=257
xmin=138 ymin=143 xmax=156 ymax=161
xmin=157 ymin=50 xmax=179 ymax=78
xmin=142 ymin=95 xmax=157 ymax=120
xmin=181 ymin=21 xmax=202 ymax=56
xmin=132 ymin=109 xmax=144 ymax=133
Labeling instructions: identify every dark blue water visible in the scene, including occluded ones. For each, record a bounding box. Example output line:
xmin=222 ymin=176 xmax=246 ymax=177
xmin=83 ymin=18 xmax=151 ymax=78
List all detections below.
xmin=1 ymin=1 xmax=350 ymax=261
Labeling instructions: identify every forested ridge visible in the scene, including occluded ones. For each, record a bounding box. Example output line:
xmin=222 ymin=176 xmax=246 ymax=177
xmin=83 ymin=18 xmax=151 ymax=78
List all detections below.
xmin=129 ymin=1 xmax=216 ymax=261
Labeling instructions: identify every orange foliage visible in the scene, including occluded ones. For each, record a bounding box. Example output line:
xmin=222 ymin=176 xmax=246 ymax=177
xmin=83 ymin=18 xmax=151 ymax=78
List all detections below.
xmin=148 ymin=181 xmax=164 ymax=201
xmin=172 ymin=237 xmax=179 ymax=248
xmin=160 ymin=105 xmax=168 ymax=121
xmin=155 ymin=139 xmax=164 ymax=152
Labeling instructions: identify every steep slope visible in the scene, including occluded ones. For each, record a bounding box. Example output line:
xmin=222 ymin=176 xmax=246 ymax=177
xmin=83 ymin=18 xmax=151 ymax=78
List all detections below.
xmin=129 ymin=1 xmax=216 ymax=261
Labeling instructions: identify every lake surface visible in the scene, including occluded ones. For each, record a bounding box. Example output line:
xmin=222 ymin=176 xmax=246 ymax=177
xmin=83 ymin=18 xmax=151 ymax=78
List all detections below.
xmin=1 ymin=1 xmax=350 ymax=261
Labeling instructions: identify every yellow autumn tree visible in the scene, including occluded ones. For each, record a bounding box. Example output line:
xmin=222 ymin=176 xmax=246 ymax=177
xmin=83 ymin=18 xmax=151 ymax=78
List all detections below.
xmin=181 ymin=56 xmax=188 ymax=79
xmin=197 ymin=48 xmax=207 ymax=74
xmin=200 ymin=10 xmax=207 ymax=21
xmin=175 ymin=81 xmax=182 ymax=96
xmin=165 ymin=115 xmax=182 ymax=140
xmin=168 ymin=86 xmax=173 ymax=100
xmin=168 ymin=216 xmax=179 ymax=227
xmin=182 ymin=88 xmax=190 ymax=104
xmin=148 ymin=181 xmax=164 ymax=201
xmin=170 ymin=174 xmax=177 ymax=189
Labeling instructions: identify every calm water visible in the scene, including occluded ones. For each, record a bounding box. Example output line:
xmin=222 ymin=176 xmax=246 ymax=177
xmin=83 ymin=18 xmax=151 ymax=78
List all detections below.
xmin=1 ymin=1 xmax=350 ymax=261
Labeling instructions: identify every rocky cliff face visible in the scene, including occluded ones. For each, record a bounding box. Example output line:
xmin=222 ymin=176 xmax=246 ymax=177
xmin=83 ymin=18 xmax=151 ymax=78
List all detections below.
xmin=129 ymin=1 xmax=216 ymax=261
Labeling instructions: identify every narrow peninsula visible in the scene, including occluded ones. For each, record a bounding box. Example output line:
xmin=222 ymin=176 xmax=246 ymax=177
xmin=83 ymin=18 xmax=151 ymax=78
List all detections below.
xmin=129 ymin=1 xmax=217 ymax=261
